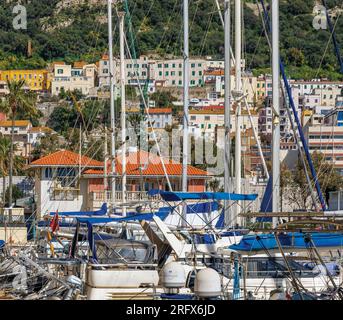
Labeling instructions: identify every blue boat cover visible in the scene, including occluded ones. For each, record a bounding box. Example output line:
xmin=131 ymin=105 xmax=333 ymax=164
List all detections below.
xmin=229 ymin=232 xmax=343 ymax=251
xmin=257 ymin=176 xmax=273 ymax=222
xmin=0 ymin=240 xmax=5 ymax=249
xmin=215 ymin=209 xmax=225 ymax=229
xmin=49 ymin=203 xmax=107 ymax=217
xmin=148 ymin=190 xmax=258 ymax=201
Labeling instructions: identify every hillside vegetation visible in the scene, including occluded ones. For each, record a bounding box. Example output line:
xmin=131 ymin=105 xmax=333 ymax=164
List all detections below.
xmin=0 ymin=0 xmax=342 ymax=79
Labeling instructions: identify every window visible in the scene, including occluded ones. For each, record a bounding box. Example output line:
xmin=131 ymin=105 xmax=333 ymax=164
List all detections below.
xmin=257 ymin=83 xmax=260 ymax=88
xmin=201 ymin=124 xmax=204 ymax=129
xmin=159 ymin=71 xmax=162 ymax=76
xmin=190 ymin=80 xmax=195 ymax=85
xmin=171 ymin=71 xmax=175 ymax=76
xmin=103 ymin=69 xmax=109 ymax=74
xmin=179 ymin=71 xmax=182 ymax=76
xmin=190 ymin=116 xmax=196 ymax=120
xmin=165 ymin=71 xmax=169 ymax=76
xmin=208 ymin=124 xmax=211 ymax=129
xmin=45 ymin=168 xmax=53 ymax=179
xmin=164 ymin=63 xmax=169 ymax=68
xmin=172 ymin=80 xmax=176 ymax=85
xmin=179 ymin=63 xmax=182 ymax=68
xmin=192 ymin=71 xmax=195 ymax=76
xmin=205 ymin=116 xmax=210 ymax=121
xmin=198 ymin=63 xmax=202 ymax=67
xmin=158 ymin=64 xmax=162 ymax=68
xmin=191 ymin=63 xmax=195 ymax=68
xmin=172 ymin=63 xmax=176 ymax=68
xmin=199 ymin=71 xmax=202 ymax=76
xmin=57 ymin=69 xmax=63 ymax=74
xmin=104 ymin=61 xmax=108 ymax=65
xmin=178 ymin=80 xmax=182 ymax=85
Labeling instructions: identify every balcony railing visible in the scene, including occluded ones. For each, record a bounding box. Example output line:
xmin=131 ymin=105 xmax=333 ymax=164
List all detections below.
xmin=90 ymin=191 xmax=161 ymax=203
xmin=0 ymin=215 xmax=26 ymax=225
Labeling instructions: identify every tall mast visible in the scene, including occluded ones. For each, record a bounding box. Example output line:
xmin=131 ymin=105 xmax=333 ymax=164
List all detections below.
xmin=224 ymin=0 xmax=231 ymax=225
xmin=107 ymin=0 xmax=116 ymax=211
xmin=181 ymin=0 xmax=189 ymax=226
xmin=104 ymin=127 xmax=108 ymax=204
xmin=119 ymin=11 xmax=127 ymax=216
xmin=272 ymin=0 xmax=280 ymax=226
xmin=234 ymin=0 xmax=242 ymax=226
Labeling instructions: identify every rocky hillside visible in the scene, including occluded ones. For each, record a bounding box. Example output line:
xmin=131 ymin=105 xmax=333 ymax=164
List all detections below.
xmin=0 ymin=0 xmax=342 ymax=79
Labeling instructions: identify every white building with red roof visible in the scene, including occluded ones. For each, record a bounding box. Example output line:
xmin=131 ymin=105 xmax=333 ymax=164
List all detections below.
xmin=29 ymin=148 xmax=210 ymax=215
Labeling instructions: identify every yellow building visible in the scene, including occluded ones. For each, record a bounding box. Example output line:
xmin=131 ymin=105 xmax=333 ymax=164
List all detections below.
xmin=0 ymin=69 xmax=51 ymax=91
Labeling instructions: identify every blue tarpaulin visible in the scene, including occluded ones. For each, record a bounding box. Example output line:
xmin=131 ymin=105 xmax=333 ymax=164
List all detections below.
xmin=257 ymin=176 xmax=273 ymax=222
xmin=0 ymin=240 xmax=5 ymax=249
xmin=148 ymin=190 xmax=258 ymax=202
xmin=49 ymin=203 xmax=107 ymax=217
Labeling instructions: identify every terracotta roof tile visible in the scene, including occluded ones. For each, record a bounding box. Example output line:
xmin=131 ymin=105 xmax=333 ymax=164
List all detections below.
xmin=0 ymin=120 xmax=31 ymax=127
xmin=84 ymin=150 xmax=208 ymax=177
xmin=30 ymin=150 xmax=103 ymax=167
xmin=145 ymin=108 xmax=172 ymax=114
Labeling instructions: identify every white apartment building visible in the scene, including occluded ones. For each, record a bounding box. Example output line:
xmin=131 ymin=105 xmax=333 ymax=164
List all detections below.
xmin=305 ymin=107 xmax=343 ymax=175
xmin=290 ymin=79 xmax=343 ymax=96
xmin=98 ymin=55 xmax=206 ymax=88
xmin=188 ymin=109 xmax=259 ymax=142
xmin=51 ymin=63 xmax=97 ymax=96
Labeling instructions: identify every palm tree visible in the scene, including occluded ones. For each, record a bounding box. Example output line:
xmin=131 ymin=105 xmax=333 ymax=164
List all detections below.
xmin=0 ymin=135 xmax=24 ymax=206
xmin=0 ymin=80 xmax=37 ymax=218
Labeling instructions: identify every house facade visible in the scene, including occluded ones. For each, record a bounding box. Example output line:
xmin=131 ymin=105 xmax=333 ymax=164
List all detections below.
xmin=30 ymin=149 xmax=210 ymax=215
xmin=0 ymin=69 xmax=51 ymax=92
xmin=0 ymin=120 xmax=32 ymax=158
xmin=51 ymin=63 xmax=98 ymax=96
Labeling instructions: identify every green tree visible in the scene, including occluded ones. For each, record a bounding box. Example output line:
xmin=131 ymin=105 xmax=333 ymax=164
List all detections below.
xmin=5 ymin=185 xmax=24 ymax=206
xmin=30 ymin=133 xmax=61 ymax=161
xmin=282 ymin=152 xmax=343 ymax=210
xmin=0 ymin=80 xmax=37 ymax=214
xmin=150 ymin=91 xmax=177 ymax=108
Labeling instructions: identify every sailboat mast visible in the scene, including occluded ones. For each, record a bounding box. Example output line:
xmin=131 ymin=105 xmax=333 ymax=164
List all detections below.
xmin=272 ymin=0 xmax=280 ymax=226
xmin=234 ymin=0 xmax=242 ymax=226
xmin=224 ymin=0 xmax=231 ymax=225
xmin=107 ymin=0 xmax=116 ymax=211
xmin=181 ymin=0 xmax=189 ymax=226
xmin=119 ymin=11 xmax=127 ymax=216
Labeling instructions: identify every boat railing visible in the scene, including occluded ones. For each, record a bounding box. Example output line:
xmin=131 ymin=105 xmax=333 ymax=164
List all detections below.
xmin=87 ymin=262 xmax=158 ymax=269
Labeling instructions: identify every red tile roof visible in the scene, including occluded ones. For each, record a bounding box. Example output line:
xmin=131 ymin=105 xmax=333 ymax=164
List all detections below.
xmin=84 ymin=150 xmax=208 ymax=177
xmin=0 ymin=120 xmax=31 ymax=127
xmin=29 ymin=150 xmax=104 ymax=167
xmin=145 ymin=108 xmax=172 ymax=114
